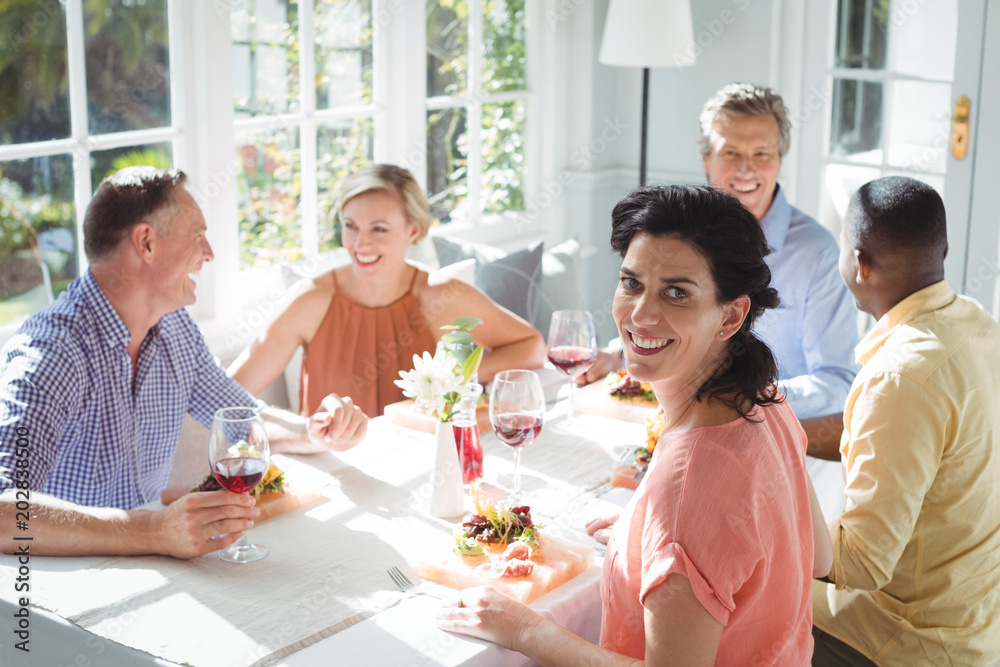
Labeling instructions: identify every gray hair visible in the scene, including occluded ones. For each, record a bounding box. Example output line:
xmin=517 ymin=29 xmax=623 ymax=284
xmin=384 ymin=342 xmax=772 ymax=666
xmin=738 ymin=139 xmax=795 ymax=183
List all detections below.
xmin=698 ymin=83 xmax=791 ymax=157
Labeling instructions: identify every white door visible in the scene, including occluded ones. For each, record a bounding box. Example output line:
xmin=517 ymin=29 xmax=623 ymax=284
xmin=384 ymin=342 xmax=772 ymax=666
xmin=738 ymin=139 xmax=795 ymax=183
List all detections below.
xmin=805 ymin=0 xmax=1000 ymax=317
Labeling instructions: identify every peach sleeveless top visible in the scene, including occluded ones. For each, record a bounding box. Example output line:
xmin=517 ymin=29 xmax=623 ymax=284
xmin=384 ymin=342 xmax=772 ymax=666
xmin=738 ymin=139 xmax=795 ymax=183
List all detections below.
xmin=299 ymin=269 xmax=437 ymax=417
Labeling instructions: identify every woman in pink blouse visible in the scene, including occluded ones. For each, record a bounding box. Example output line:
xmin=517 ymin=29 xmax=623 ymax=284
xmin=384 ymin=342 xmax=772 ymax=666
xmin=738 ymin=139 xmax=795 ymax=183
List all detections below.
xmin=437 ymin=184 xmax=832 ymax=665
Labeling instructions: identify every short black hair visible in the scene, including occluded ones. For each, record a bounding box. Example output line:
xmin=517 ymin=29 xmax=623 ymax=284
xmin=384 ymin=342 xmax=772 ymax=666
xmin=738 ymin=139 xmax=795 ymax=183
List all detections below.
xmin=846 ymin=176 xmax=947 ymax=261
xmin=610 ymin=184 xmax=781 ymax=418
xmin=83 ymin=167 xmax=187 ymax=262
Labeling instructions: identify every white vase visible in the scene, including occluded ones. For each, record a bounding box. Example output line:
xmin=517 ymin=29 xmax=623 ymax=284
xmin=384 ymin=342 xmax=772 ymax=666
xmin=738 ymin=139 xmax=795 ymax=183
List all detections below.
xmin=429 ymin=421 xmax=465 ymax=518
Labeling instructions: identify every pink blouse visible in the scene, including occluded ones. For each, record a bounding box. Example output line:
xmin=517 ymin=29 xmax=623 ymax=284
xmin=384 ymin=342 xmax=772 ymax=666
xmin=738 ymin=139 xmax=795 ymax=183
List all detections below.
xmin=600 ymin=399 xmax=815 ymax=664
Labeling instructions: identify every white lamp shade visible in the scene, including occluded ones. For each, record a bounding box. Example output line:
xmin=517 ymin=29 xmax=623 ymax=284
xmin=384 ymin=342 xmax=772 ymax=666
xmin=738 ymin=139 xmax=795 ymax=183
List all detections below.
xmin=599 ymin=0 xmax=697 ymax=68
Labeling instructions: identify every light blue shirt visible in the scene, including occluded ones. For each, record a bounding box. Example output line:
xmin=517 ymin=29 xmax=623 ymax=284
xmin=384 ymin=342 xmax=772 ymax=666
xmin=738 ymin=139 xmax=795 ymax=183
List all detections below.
xmin=754 ymin=186 xmax=859 ymax=419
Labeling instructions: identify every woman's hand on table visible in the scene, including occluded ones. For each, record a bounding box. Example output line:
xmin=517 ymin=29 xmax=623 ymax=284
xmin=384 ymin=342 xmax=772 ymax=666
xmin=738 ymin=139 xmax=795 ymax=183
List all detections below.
xmin=585 ymin=513 xmax=620 ymax=545
xmin=155 ymin=490 xmax=259 ymax=559
xmin=435 ymin=586 xmax=541 ymax=651
xmin=308 ymin=393 xmax=368 ymax=451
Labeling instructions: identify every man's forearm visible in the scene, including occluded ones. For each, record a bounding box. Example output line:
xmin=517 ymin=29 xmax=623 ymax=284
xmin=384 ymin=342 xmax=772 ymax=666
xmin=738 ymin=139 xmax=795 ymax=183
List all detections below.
xmin=800 ymin=413 xmax=845 ymax=461
xmin=0 ymin=491 xmax=157 ymax=556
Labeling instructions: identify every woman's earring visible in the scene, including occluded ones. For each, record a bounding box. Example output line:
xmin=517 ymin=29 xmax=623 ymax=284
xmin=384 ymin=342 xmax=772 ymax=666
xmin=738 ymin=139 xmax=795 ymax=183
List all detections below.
xmin=718 ymin=331 xmax=725 ymax=337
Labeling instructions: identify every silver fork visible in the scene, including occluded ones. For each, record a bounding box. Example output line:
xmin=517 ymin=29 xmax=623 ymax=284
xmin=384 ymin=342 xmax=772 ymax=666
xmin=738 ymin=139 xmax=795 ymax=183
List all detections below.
xmin=386 ymin=566 xmax=449 ymax=599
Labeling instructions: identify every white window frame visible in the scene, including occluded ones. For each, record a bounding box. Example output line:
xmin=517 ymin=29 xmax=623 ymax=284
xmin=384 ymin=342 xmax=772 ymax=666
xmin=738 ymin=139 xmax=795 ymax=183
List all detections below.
xmin=0 ymin=0 xmax=188 ymax=335
xmin=420 ymin=0 xmax=541 ymax=240
xmin=1 ymin=0 xmax=548 ymax=337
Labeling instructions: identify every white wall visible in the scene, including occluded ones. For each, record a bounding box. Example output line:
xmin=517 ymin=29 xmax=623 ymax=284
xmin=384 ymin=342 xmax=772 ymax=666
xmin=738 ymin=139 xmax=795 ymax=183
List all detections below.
xmin=554 ymin=0 xmax=787 ymax=342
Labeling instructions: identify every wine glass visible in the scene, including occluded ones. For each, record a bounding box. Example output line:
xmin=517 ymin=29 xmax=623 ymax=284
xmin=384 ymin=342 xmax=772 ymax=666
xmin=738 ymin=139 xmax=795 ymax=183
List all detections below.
xmin=208 ymin=406 xmax=270 ymax=563
xmin=547 ymin=310 xmax=597 ymax=426
xmin=489 ymin=370 xmax=545 ymax=502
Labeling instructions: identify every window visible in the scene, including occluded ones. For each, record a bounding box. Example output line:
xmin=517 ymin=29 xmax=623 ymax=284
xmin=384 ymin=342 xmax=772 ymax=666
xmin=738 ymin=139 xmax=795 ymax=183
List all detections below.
xmin=231 ymin=0 xmax=375 ymax=269
xmin=231 ymin=0 xmax=534 ymax=269
xmin=818 ymin=0 xmax=958 ymax=231
xmin=0 ymin=0 xmax=181 ymax=326
xmin=0 ymin=1 xmax=540 ymax=327
xmin=425 ymin=0 xmax=529 ymax=225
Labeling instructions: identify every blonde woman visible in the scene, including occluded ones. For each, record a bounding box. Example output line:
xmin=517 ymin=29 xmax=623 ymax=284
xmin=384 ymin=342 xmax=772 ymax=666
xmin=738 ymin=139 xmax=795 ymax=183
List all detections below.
xmin=231 ymin=164 xmax=546 ymax=417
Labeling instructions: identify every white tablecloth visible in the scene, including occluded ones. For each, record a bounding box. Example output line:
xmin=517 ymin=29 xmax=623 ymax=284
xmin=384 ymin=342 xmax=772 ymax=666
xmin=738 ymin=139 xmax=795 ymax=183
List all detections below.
xmin=0 ymin=410 xmax=644 ymax=666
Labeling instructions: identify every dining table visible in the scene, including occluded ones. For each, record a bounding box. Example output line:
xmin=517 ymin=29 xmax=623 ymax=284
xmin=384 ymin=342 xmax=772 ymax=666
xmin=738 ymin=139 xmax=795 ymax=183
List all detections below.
xmin=0 ymin=387 xmax=651 ymax=667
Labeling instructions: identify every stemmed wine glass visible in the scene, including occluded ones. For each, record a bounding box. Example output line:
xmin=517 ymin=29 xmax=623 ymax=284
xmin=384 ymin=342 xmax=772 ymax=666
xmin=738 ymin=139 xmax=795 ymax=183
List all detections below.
xmin=208 ymin=406 xmax=270 ymax=563
xmin=489 ymin=370 xmax=545 ymax=502
xmin=547 ymin=310 xmax=597 ymax=426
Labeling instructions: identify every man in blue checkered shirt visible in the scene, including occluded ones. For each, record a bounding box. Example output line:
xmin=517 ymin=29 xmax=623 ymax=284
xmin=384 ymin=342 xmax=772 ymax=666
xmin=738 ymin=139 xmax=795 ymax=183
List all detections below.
xmin=0 ymin=167 xmax=367 ymax=558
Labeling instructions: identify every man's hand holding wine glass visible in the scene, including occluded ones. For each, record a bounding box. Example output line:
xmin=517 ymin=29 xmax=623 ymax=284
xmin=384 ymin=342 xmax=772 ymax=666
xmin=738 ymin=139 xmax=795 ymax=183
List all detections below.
xmin=152 ymin=489 xmax=260 ymax=559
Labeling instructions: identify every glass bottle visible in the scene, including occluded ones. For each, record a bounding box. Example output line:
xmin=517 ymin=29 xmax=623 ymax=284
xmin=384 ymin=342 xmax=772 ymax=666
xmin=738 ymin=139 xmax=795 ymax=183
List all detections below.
xmin=451 ymin=382 xmax=484 ymax=485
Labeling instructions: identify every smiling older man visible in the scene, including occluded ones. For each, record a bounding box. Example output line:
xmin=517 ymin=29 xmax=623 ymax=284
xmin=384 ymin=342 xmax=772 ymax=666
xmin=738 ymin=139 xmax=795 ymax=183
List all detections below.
xmin=0 ymin=167 xmax=366 ymax=559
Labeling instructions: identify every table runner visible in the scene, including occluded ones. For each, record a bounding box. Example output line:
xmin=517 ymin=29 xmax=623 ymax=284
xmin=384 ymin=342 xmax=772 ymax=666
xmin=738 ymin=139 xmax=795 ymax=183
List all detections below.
xmin=29 ymin=454 xmax=418 ymax=667
xmin=25 ymin=412 xmax=645 ymax=666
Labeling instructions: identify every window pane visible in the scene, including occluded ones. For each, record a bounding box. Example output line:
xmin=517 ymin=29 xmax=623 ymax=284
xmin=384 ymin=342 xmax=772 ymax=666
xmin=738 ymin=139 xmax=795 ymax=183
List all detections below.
xmin=427 ymin=107 xmax=468 ymax=224
xmin=481 ymin=100 xmax=524 ymax=214
xmin=90 ymin=143 xmax=174 ymax=192
xmin=235 ymin=127 xmax=302 ymax=268
xmin=887 ymin=0 xmax=957 ymax=80
xmin=84 ymin=0 xmax=171 ymax=135
xmin=0 ymin=155 xmax=77 ymax=325
xmin=316 ymin=0 xmax=373 ymax=110
xmin=482 ymin=0 xmax=526 ymax=93
xmin=886 ymin=80 xmax=951 ymax=174
xmin=232 ymin=0 xmax=300 ymax=118
xmin=834 ymin=0 xmax=887 ymax=69
xmin=0 ymin=3 xmax=70 ymax=144
xmin=818 ymin=162 xmax=881 ymax=233
xmin=317 ymin=118 xmax=374 ymax=252
xmin=427 ymin=0 xmax=468 ymax=98
xmin=830 ymin=79 xmax=883 ymax=164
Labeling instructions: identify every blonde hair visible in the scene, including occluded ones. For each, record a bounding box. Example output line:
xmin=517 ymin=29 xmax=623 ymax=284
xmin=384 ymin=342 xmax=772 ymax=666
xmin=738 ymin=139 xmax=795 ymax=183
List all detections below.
xmin=698 ymin=83 xmax=791 ymax=158
xmin=337 ymin=164 xmax=432 ymax=243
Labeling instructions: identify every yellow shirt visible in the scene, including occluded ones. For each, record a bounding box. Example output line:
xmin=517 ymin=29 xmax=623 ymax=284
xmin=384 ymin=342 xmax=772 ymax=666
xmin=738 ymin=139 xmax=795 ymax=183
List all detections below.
xmin=813 ymin=280 xmax=1000 ymax=665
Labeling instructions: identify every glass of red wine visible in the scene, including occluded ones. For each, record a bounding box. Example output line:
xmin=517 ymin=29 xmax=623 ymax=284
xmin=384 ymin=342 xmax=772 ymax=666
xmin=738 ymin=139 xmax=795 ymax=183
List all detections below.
xmin=489 ymin=370 xmax=545 ymax=502
xmin=208 ymin=406 xmax=270 ymax=563
xmin=547 ymin=310 xmax=597 ymax=427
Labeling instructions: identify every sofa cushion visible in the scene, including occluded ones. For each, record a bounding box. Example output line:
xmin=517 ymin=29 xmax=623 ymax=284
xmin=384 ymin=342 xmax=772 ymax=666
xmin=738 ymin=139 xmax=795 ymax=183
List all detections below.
xmin=534 ymin=238 xmax=584 ymax=336
xmin=432 ymin=236 xmax=544 ymax=322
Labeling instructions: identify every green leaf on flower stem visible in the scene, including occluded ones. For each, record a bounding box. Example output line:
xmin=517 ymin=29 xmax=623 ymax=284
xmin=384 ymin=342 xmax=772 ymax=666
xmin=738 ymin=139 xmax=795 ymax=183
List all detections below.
xmin=452 ymin=316 xmax=483 ymax=331
xmin=460 ymin=346 xmax=484 ymax=383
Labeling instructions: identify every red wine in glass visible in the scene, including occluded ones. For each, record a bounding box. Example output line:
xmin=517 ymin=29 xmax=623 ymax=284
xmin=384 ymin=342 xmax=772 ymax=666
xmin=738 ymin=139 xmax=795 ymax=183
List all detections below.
xmin=493 ymin=413 xmax=544 ymax=447
xmin=547 ymin=311 xmax=597 ymax=427
xmin=212 ymin=457 xmax=267 ymax=493
xmin=208 ymin=406 xmax=270 ymax=563
xmin=489 ymin=370 xmax=546 ymax=502
xmin=548 ymin=345 xmax=597 ymax=376
xmin=452 ymin=419 xmax=484 ymax=484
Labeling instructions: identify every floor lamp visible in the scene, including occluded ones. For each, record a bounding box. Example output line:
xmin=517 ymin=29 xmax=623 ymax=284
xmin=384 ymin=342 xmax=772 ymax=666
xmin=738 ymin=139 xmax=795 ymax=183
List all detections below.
xmin=599 ymin=0 xmax=697 ymax=187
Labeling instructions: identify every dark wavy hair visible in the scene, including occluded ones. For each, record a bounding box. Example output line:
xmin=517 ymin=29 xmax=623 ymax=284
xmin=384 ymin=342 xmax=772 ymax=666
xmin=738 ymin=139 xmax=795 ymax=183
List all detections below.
xmin=610 ymin=184 xmax=781 ymax=419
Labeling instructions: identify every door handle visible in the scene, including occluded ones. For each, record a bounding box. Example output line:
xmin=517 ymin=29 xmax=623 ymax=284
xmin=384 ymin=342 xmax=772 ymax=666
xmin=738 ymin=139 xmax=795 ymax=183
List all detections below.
xmin=952 ymin=95 xmax=970 ymax=160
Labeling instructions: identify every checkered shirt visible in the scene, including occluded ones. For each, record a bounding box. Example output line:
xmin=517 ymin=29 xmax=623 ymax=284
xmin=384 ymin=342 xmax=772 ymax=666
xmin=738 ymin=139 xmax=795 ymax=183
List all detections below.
xmin=0 ymin=270 xmax=260 ymax=509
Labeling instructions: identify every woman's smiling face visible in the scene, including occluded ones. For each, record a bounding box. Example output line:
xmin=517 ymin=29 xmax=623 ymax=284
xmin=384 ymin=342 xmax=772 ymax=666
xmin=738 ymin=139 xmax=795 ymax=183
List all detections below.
xmin=613 ymin=232 xmax=734 ymax=394
xmin=340 ymin=189 xmax=419 ymax=273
